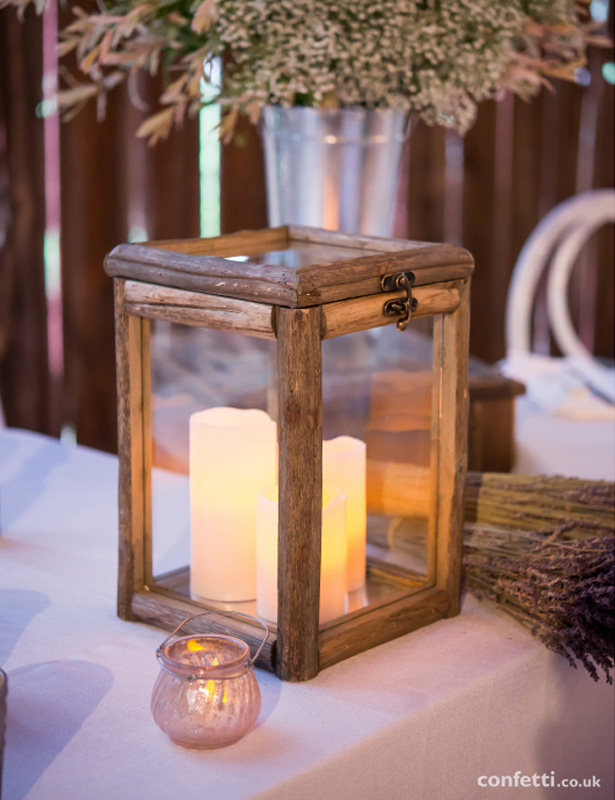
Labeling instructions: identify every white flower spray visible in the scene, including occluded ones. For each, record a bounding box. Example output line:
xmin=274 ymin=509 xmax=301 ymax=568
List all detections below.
xmin=1 ymin=0 xmax=605 ymax=142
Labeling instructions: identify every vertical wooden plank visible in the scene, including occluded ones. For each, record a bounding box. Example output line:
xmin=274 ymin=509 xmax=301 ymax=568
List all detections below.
xmin=468 ymin=397 xmax=516 ymax=473
xmin=130 ymin=73 xmax=201 ymax=241
xmin=510 ymin=92 xmax=553 ymax=354
xmin=406 ymin=122 xmax=446 ymax=243
xmin=0 ymin=7 xmax=50 ymax=432
xmin=60 ymin=94 xmax=127 ymax=452
xmin=575 ymin=28 xmax=607 ymax=353
xmin=59 ymin=1 xmax=127 ymax=452
xmin=442 ymin=130 xmax=464 ymax=247
xmin=392 ymin=137 xmax=410 ymax=238
xmin=405 ymin=123 xmax=448 ymax=339
xmin=554 ymin=83 xmax=583 ymax=203
xmin=466 ymin=94 xmax=516 ymax=363
xmin=462 ymin=101 xmax=498 ymax=362
xmin=143 ymin=126 xmax=200 ymax=240
xmin=537 ymin=89 xmax=560 ymax=218
xmin=490 ymin=93 xmax=514 ymax=316
xmin=435 ymin=279 xmax=470 ymax=615
xmin=221 ymin=116 xmax=267 ymax=233
xmin=535 ymin=89 xmax=562 ymax=354
xmin=114 ymin=279 xmax=146 ymax=619
xmin=510 ymin=95 xmax=542 ymax=271
xmin=512 ymin=84 xmax=578 ymax=356
xmin=42 ymin=0 xmax=64 ymax=439
xmin=276 ymin=306 xmax=322 ymax=681
xmin=554 ymin=81 xmax=586 ymax=347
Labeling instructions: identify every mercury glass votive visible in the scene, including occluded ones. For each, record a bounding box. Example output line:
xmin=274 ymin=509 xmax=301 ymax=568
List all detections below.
xmin=151 ymin=620 xmax=265 ymax=749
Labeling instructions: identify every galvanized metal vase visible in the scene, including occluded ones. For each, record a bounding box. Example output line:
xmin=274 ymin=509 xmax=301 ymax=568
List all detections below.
xmin=261 ymin=106 xmax=409 ymax=236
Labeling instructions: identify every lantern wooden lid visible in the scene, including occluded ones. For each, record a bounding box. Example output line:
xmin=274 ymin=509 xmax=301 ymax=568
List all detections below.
xmin=104 ymin=225 xmax=473 ymax=308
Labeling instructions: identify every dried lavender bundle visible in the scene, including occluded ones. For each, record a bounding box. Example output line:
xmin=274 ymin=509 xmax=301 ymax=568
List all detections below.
xmin=465 ymin=472 xmax=615 ymax=537
xmin=464 ymin=528 xmax=615 ymax=683
xmin=367 ymin=474 xmax=614 ymax=679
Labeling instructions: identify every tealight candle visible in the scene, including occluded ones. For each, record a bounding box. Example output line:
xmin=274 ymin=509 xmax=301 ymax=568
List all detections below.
xmin=323 ymin=436 xmax=367 ymax=591
xmin=152 ymin=613 xmax=268 ymax=749
xmin=189 ymin=407 xmax=276 ymax=602
xmin=256 ymin=485 xmax=347 ymax=624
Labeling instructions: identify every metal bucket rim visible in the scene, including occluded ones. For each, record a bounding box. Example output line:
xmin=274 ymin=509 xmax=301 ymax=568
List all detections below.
xmin=261 ymin=104 xmax=411 ymax=144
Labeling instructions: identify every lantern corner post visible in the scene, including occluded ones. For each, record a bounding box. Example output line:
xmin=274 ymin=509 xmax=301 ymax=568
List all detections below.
xmin=275 ymin=305 xmax=323 ymax=681
xmin=435 ymin=278 xmax=471 ymax=617
xmin=114 ymin=278 xmax=152 ymax=620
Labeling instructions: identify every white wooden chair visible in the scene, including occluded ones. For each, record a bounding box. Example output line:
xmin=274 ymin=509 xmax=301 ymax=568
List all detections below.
xmin=505 ymin=189 xmax=615 ymax=402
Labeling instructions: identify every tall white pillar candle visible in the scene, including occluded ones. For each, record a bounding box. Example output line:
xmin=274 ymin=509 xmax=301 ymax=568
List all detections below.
xmin=256 ymin=486 xmax=347 ymax=625
xmin=323 ymin=436 xmax=367 ymax=591
xmin=190 ymin=407 xmax=276 ymax=602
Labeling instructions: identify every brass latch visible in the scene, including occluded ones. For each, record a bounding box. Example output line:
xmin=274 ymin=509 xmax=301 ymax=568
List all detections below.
xmin=380 ymin=271 xmax=417 ymax=331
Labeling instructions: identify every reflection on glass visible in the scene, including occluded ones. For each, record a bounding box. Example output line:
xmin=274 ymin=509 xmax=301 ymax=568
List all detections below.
xmin=322 ymin=321 xmax=437 ymax=601
xmin=256 ymin=485 xmax=347 ymax=625
xmin=150 ymin=323 xmax=275 ymax=585
xmin=148 ymin=316 xmax=438 ymax=626
xmin=323 ymin=436 xmax=367 ymax=591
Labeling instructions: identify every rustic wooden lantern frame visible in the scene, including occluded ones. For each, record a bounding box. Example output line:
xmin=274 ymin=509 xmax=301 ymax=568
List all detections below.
xmin=106 ymin=225 xmax=473 ymax=682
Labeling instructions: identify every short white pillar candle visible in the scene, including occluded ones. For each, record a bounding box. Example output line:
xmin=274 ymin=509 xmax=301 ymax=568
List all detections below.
xmin=323 ymin=436 xmax=367 ymax=591
xmin=189 ymin=407 xmax=276 ymax=602
xmin=256 ymin=485 xmax=347 ymax=625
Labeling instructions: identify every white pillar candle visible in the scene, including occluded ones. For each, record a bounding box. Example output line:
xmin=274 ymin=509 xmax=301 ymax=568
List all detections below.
xmin=323 ymin=436 xmax=367 ymax=591
xmin=256 ymin=486 xmax=347 ymax=625
xmin=190 ymin=407 xmax=276 ymax=602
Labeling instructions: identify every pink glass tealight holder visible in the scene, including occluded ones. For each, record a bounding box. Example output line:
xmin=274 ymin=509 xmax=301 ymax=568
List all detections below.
xmin=151 ymin=613 xmax=267 ymax=749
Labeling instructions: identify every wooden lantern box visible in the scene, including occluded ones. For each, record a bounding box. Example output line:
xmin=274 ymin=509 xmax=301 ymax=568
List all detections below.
xmin=106 ymin=226 xmax=474 ymax=681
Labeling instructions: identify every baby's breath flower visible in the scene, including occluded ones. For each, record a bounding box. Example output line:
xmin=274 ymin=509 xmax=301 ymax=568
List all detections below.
xmin=2 ymin=0 xmax=599 ymax=142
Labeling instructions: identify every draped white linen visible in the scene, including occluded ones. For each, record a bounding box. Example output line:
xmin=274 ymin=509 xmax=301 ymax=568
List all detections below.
xmin=0 ymin=429 xmax=613 ymax=800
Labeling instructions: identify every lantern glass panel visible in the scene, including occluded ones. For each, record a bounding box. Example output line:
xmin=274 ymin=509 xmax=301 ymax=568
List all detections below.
xmin=321 ymin=319 xmax=438 ymax=614
xmin=146 ymin=315 xmax=441 ymax=626
xmin=149 ymin=320 xmax=278 ymax=615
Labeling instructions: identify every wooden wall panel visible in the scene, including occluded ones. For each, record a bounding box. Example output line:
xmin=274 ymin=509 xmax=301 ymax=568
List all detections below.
xmin=406 ymin=121 xmax=446 ymax=243
xmin=59 ymin=24 xmax=201 ymax=453
xmin=490 ymin=93 xmax=514 ymax=324
xmin=137 ymin=74 xmax=201 ymax=242
xmin=510 ymin=95 xmax=543 ymax=269
xmin=554 ymin=82 xmax=586 ymax=351
xmin=1 ymin=7 xmax=612 ymax=449
xmin=461 ymin=101 xmax=500 ymax=362
xmin=220 ymin=117 xmax=267 ymax=233
xmin=58 ymin=0 xmax=129 ymax=452
xmin=0 ymin=7 xmax=50 ymax=432
xmin=59 ymin=94 xmax=128 ymax=452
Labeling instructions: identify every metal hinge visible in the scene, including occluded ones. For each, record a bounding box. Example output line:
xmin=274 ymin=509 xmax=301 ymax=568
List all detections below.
xmin=380 ymin=271 xmax=417 ymax=331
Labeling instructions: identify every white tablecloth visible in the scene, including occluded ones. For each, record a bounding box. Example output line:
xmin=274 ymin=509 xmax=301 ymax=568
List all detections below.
xmin=514 ymin=396 xmax=615 ymax=481
xmin=0 ymin=428 xmax=613 ymax=800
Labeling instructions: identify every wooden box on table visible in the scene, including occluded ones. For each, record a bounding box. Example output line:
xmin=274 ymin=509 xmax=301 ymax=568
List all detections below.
xmin=105 ymin=226 xmax=474 ymax=681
